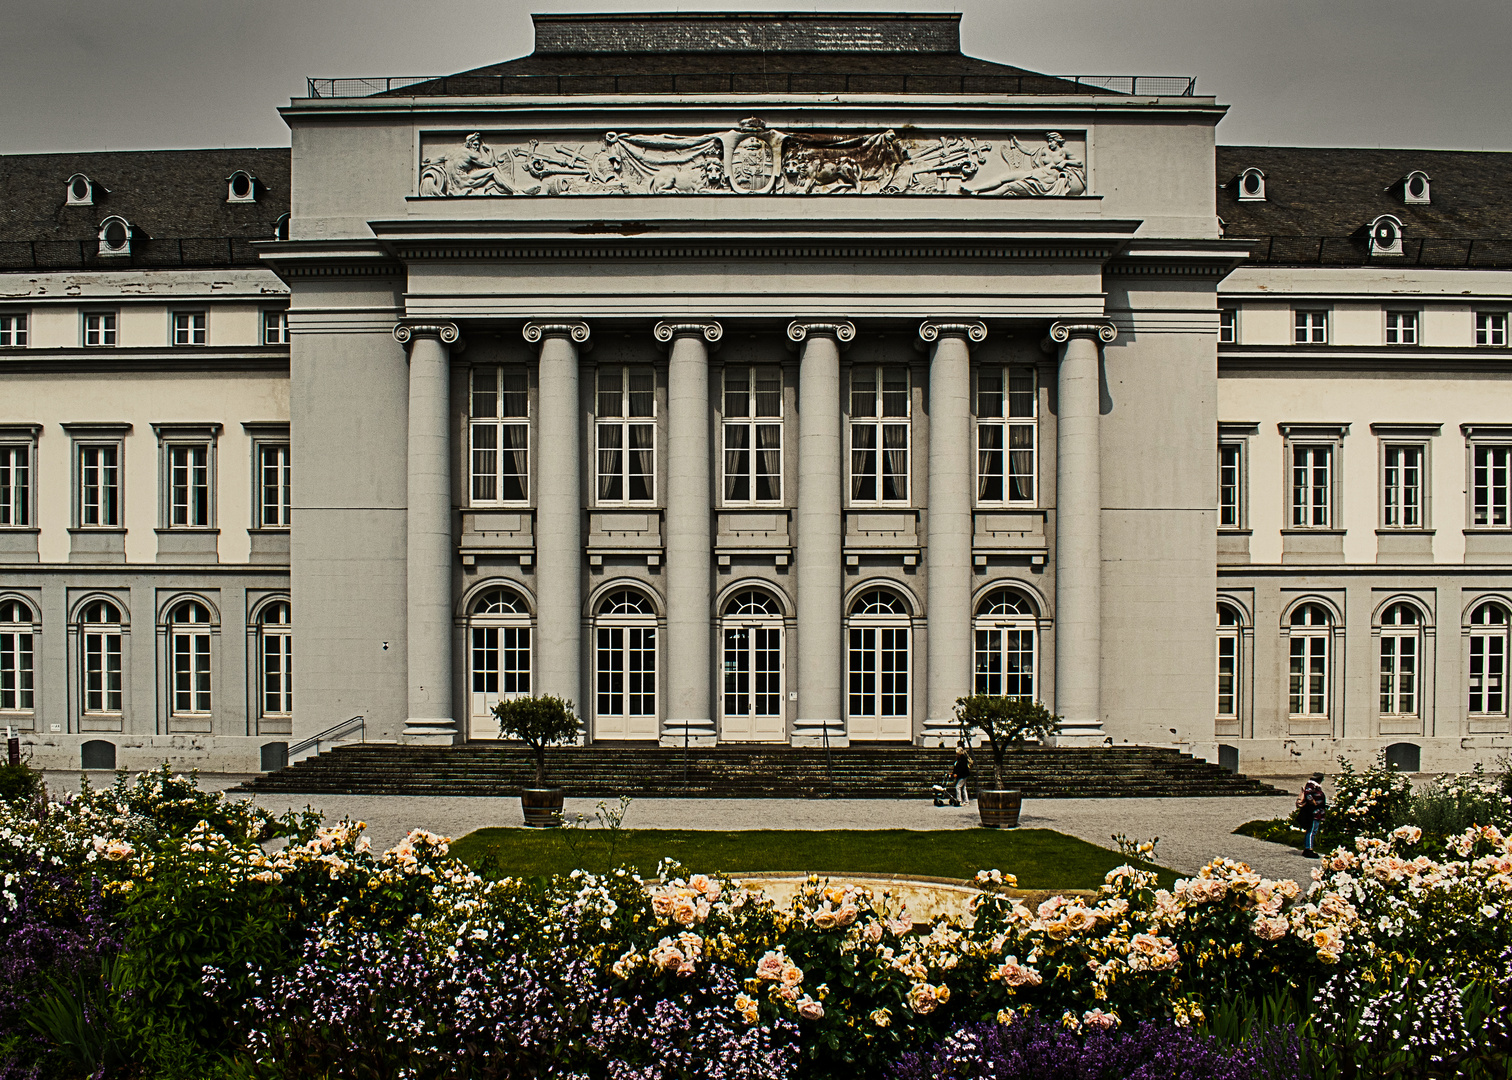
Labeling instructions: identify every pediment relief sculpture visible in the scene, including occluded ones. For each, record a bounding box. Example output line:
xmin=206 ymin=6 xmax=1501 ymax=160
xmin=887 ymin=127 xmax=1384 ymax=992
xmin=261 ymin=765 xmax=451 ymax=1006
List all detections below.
xmin=418 ymin=121 xmax=1086 ymax=198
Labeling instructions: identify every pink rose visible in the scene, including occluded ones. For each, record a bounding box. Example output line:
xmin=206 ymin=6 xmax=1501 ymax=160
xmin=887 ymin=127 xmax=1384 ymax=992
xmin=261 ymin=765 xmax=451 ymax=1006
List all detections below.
xmin=796 ymin=995 xmax=824 ymax=1021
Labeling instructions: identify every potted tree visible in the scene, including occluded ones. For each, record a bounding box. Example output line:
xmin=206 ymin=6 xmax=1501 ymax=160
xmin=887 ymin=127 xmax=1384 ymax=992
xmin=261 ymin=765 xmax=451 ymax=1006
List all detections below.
xmin=954 ymin=694 xmax=1060 ymax=828
xmin=492 ymin=695 xmax=579 ymax=828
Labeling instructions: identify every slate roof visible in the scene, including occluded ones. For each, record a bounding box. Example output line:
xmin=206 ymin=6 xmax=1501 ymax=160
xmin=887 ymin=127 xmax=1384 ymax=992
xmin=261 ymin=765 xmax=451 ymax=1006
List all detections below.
xmin=0 ymin=148 xmax=290 ymax=271
xmin=1216 ymin=145 xmax=1512 ymax=268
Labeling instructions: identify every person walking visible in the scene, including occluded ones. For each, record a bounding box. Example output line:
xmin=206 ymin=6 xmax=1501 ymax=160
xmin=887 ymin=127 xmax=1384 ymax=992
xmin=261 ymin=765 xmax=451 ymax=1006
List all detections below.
xmin=950 ymin=745 xmax=973 ymax=806
xmin=1297 ymin=771 xmax=1327 ymax=857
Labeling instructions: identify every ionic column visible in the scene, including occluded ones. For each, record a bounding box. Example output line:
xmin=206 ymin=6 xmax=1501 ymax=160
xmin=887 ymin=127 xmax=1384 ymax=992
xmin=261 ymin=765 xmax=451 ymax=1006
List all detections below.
xmin=523 ymin=321 xmax=590 ymax=710
xmin=788 ymin=319 xmax=854 ymax=745
xmin=921 ymin=319 xmax=987 ymax=743
xmin=656 ymin=320 xmax=722 ymax=746
xmin=393 ymin=321 xmax=461 ymax=743
xmin=1049 ymin=320 xmax=1117 ymax=739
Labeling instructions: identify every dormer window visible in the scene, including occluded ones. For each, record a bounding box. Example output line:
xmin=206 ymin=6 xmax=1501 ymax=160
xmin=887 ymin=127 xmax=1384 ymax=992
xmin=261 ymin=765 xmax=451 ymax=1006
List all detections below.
xmin=1368 ymin=215 xmax=1404 ymax=257
xmin=66 ymin=174 xmax=95 ymax=206
xmin=1402 ymin=171 xmax=1431 ymax=205
xmin=97 ymin=217 xmax=132 ymax=257
xmin=272 ymin=213 xmax=290 ymax=241
xmin=1237 ymin=168 xmax=1266 ymax=202
xmin=226 ymin=171 xmax=257 ymax=204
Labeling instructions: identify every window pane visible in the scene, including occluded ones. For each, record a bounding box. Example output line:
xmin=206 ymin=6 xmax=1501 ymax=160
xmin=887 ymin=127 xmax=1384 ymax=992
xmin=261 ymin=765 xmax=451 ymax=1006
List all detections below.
xmin=1219 ymin=443 xmax=1240 ymax=527
xmin=0 ymin=445 xmax=29 ymax=528
xmin=1007 ymin=425 xmax=1035 ymax=502
xmin=724 ymin=424 xmax=750 ymax=501
xmin=977 ymin=424 xmax=1004 ymax=502
xmin=471 ymin=367 xmax=498 ymax=418
xmin=851 ymin=424 xmax=877 ymax=501
xmin=627 ymin=424 xmax=654 ymax=501
xmin=754 ymin=425 xmax=781 ymax=501
xmin=597 ymin=367 xmax=623 ymax=418
xmin=882 ymin=367 xmax=909 ymax=417
xmin=724 ymin=367 xmax=749 ymax=418
xmin=628 ymin=366 xmax=655 ymax=418
xmin=500 ymin=424 xmax=528 ymax=502
xmin=597 ymin=424 xmax=623 ymax=500
xmin=500 ymin=368 xmax=528 ymax=418
xmin=882 ymin=423 xmax=908 ymax=500
xmin=851 ymin=368 xmax=877 ymax=418
xmin=754 ymin=367 xmax=782 ymax=417
xmin=1007 ymin=369 xmax=1035 ymax=418
xmin=471 ymin=423 xmax=498 ymax=502
xmin=977 ymin=369 xmax=1003 ymax=419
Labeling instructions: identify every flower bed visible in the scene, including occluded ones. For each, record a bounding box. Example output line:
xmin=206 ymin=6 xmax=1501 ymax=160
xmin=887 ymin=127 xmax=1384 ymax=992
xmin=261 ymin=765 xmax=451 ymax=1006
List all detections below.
xmin=2 ymin=764 xmax=1510 ymax=1078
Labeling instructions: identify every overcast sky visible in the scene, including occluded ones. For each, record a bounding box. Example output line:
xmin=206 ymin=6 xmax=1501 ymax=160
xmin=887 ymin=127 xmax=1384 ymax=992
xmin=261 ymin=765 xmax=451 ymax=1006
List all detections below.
xmin=2 ymin=0 xmax=1509 ymax=155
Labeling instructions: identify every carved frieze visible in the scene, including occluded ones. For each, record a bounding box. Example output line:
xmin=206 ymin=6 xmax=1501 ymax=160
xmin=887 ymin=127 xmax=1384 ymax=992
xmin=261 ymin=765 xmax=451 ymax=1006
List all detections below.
xmin=418 ymin=121 xmax=1086 ymax=198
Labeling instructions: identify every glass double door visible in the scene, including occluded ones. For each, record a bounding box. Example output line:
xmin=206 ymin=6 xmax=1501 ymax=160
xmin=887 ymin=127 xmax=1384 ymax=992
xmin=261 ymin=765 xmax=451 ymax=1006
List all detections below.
xmin=721 ymin=622 xmax=784 ymax=741
xmin=847 ymin=624 xmax=910 ymax=740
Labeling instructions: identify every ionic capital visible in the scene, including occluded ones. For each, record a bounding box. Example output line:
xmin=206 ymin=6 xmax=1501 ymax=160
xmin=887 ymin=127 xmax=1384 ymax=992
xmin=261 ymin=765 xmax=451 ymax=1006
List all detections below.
xmin=522 ymin=321 xmax=591 ymax=348
xmin=786 ymin=319 xmax=856 ymax=350
xmin=1046 ymin=320 xmax=1118 ymax=348
xmin=393 ymin=321 xmax=461 ymax=347
xmin=653 ymin=320 xmax=723 ymax=348
xmin=917 ymin=319 xmax=987 ymax=351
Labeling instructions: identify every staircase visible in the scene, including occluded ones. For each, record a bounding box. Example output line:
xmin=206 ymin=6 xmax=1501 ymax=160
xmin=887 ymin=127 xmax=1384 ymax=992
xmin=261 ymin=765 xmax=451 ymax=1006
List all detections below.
xmin=236 ymin=743 xmax=1286 ymax=799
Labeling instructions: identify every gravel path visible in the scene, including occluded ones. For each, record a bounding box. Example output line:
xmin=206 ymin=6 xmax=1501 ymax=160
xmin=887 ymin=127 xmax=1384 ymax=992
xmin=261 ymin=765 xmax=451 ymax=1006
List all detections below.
xmin=46 ymin=771 xmax=1312 ymax=886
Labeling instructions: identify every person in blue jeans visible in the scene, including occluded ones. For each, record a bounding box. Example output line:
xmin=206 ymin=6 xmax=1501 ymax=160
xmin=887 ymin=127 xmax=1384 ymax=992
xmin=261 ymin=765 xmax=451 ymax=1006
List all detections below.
xmin=1297 ymin=772 xmax=1327 ymax=857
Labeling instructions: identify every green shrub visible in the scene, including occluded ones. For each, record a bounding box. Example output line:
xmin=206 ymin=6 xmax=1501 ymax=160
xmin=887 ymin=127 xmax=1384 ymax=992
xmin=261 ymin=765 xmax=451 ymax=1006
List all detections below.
xmin=0 ymin=760 xmax=42 ymax=808
xmin=1331 ymin=753 xmax=1414 ymax=842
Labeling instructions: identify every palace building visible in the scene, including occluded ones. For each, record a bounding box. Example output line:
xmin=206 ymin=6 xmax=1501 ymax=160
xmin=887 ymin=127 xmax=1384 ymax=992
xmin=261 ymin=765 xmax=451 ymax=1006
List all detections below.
xmin=2 ymin=12 xmax=1509 ymax=775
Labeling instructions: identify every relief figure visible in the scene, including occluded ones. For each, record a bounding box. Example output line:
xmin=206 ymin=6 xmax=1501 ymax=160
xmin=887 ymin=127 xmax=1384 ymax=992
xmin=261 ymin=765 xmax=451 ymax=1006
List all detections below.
xmin=963 ymin=132 xmax=1086 ymax=197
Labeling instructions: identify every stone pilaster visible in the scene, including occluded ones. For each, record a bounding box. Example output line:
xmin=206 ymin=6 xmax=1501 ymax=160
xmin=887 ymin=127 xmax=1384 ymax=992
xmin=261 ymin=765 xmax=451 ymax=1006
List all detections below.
xmin=788 ymin=319 xmax=854 ymax=746
xmin=523 ymin=321 xmax=590 ymax=713
xmin=655 ymin=320 xmax=722 ymax=747
xmin=1049 ymin=320 xmax=1117 ymax=741
xmin=920 ymin=319 xmax=987 ymax=744
xmin=393 ymin=321 xmax=461 ymax=743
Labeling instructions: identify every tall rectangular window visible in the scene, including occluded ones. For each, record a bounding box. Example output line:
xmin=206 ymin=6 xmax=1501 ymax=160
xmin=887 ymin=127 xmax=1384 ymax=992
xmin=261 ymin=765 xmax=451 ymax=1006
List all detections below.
xmin=1288 ymin=634 xmax=1329 ymax=716
xmin=1385 ymin=311 xmax=1418 ymax=345
xmin=1294 ymin=310 xmax=1328 ymax=344
xmin=83 ymin=312 xmax=117 ymax=347
xmin=470 ymin=366 xmax=529 ymax=503
xmin=1218 ymin=308 xmax=1237 ymax=343
xmin=172 ymin=633 xmax=212 ymax=714
xmin=258 ymin=444 xmax=291 ymax=527
xmin=1219 ymin=442 xmax=1242 ymax=527
xmin=83 ymin=632 xmax=122 ymax=714
xmin=850 ymin=365 xmax=909 ymax=502
xmin=723 ymin=365 xmax=782 ymax=502
xmin=0 ymin=314 xmax=27 ymax=347
xmin=976 ymin=366 xmax=1037 ymax=504
xmin=1379 ymin=634 xmax=1417 ymax=716
xmin=263 ymin=310 xmax=289 ymax=345
xmin=0 ymin=445 xmax=29 ymax=527
xmin=1473 ymin=445 xmax=1511 ymax=528
xmin=78 ymin=445 xmax=120 ymax=527
xmin=263 ymin=630 xmax=293 ymax=715
xmin=1291 ymin=445 xmax=1332 ymax=528
xmin=172 ymin=311 xmax=207 ymax=346
xmin=1216 ymin=635 xmax=1238 ymax=718
xmin=168 ymin=445 xmax=210 ymax=527
xmin=1475 ymin=312 xmax=1507 ymax=347
xmin=596 ymin=365 xmax=655 ymax=503
xmin=0 ymin=603 xmax=33 ymax=714
xmin=1382 ymin=445 xmax=1423 ymax=528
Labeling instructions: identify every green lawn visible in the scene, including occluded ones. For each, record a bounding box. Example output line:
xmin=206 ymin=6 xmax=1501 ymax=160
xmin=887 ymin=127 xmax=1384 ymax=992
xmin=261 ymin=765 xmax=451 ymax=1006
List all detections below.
xmin=450 ymin=827 xmax=1177 ymax=891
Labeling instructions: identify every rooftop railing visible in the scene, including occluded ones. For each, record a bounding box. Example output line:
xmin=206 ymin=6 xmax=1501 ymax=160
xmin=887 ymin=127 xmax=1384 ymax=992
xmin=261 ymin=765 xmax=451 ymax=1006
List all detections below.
xmin=304 ymin=72 xmax=1198 ymax=99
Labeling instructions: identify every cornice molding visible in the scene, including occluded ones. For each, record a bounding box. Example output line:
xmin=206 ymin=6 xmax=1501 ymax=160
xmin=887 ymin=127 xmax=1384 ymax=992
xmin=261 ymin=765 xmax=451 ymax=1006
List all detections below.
xmin=653 ymin=320 xmax=723 ymax=347
xmin=389 ymin=243 xmax=1120 ymax=263
xmin=522 ymin=320 xmax=592 ymax=347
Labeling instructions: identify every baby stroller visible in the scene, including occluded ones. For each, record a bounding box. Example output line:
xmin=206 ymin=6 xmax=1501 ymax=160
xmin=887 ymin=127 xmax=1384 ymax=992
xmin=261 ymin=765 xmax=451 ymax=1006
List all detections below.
xmin=931 ymin=772 xmax=961 ymax=807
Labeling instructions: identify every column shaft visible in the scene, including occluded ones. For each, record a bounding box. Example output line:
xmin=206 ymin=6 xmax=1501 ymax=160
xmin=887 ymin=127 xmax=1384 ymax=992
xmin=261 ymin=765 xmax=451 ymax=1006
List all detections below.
xmin=1054 ymin=331 xmax=1105 ymax=736
xmin=534 ymin=332 xmax=584 ymax=708
xmin=664 ymin=330 xmax=715 ymax=744
xmin=403 ymin=330 xmax=455 ymax=741
xmin=925 ymin=332 xmax=976 ymax=739
xmin=795 ymin=333 xmax=844 ymax=740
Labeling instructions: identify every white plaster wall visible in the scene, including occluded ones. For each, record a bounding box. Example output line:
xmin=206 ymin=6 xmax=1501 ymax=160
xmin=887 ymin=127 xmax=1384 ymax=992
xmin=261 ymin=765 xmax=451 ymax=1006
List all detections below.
xmin=1237 ymin=302 xmax=1291 ymax=346
xmin=1330 ymin=302 xmax=1378 ymax=346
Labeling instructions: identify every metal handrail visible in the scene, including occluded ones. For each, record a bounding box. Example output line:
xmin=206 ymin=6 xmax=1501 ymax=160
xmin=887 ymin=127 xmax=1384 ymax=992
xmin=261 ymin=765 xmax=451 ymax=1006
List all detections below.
xmin=304 ymin=73 xmax=1197 ymax=99
xmin=288 ymin=715 xmax=365 ymax=759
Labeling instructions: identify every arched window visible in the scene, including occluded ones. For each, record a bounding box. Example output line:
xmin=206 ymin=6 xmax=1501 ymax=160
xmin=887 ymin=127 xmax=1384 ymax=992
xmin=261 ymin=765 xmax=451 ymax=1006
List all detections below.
xmin=1288 ymin=603 xmax=1332 ymax=718
xmin=721 ymin=589 xmax=784 ymax=740
xmin=1216 ymin=604 xmax=1242 ymax=720
xmin=226 ymin=171 xmax=257 ymax=203
xmin=259 ymin=601 xmax=292 ymax=719
xmin=1379 ymin=602 xmax=1421 ymax=718
xmin=469 ymin=587 xmax=532 ymax=739
xmin=66 ymin=174 xmax=94 ymax=206
xmin=0 ymin=599 xmax=35 ymax=715
xmin=595 ymin=589 xmax=657 ymax=739
xmin=848 ymin=589 xmax=910 ymax=739
xmin=169 ymin=600 xmax=213 ymax=717
xmin=80 ymin=600 xmax=123 ymax=716
xmin=1469 ymin=601 xmax=1508 ymax=717
xmin=97 ymin=216 xmax=132 ymax=256
xmin=973 ymin=589 xmax=1038 ymax=699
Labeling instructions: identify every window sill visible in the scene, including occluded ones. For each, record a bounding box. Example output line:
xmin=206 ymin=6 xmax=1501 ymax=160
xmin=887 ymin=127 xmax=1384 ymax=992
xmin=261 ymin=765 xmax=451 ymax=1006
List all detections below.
xmin=1218 ymin=528 xmax=1252 ymax=535
xmin=0 ymin=527 xmax=39 ymax=534
xmin=68 ymin=527 xmax=125 ymax=534
xmin=1280 ymin=528 xmax=1345 ymax=535
xmin=247 ymin=527 xmax=290 ymax=534
xmin=155 ymin=528 xmax=220 ymax=535
xmin=1465 ymin=528 xmax=1512 ymax=534
xmin=1377 ymin=528 xmax=1434 ymax=535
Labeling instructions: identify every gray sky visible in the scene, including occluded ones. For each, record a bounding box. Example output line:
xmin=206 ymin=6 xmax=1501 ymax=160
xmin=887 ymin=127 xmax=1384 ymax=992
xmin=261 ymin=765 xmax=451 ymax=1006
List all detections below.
xmin=2 ymin=0 xmax=1508 ymax=155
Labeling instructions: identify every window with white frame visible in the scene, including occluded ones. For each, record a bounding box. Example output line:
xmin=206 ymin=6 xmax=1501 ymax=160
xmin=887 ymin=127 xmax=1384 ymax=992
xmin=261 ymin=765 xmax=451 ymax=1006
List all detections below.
xmin=263 ymin=310 xmax=289 ymax=345
xmin=1472 ymin=443 xmax=1511 ymax=528
xmin=1288 ymin=603 xmax=1332 ymax=717
xmin=1216 ymin=604 xmax=1242 ymax=720
xmin=167 ymin=444 xmax=211 ymax=528
xmin=79 ymin=600 xmax=123 ymax=716
xmin=847 ymin=589 xmax=910 ymax=730
xmin=168 ymin=601 xmax=213 ymax=716
xmin=722 ymin=590 xmax=784 ymax=737
xmin=1291 ymin=444 xmax=1333 ymax=527
xmin=0 ymin=314 xmax=27 ymax=348
xmin=172 ymin=311 xmax=207 ymax=346
xmin=83 ymin=312 xmax=117 ymax=347
xmin=596 ymin=365 xmax=655 ymax=503
xmin=1382 ymin=444 xmax=1424 ymax=528
xmin=976 ymin=366 xmax=1037 ymax=504
xmin=723 ymin=365 xmax=782 ymax=502
xmin=849 ymin=365 xmax=909 ymax=502
xmin=1378 ymin=602 xmax=1421 ymax=718
xmin=257 ymin=443 xmax=291 ymax=528
xmin=1468 ymin=601 xmax=1508 ymax=717
xmin=77 ymin=443 xmax=120 ymax=527
xmin=1219 ymin=308 xmax=1237 ymax=343
xmin=470 ymin=366 xmax=529 ymax=504
xmin=259 ymin=600 xmax=292 ymax=718
xmin=1294 ymin=310 xmax=1328 ymax=344
xmin=595 ymin=589 xmax=657 ymax=738
xmin=973 ymin=589 xmax=1038 ymax=699
xmin=1385 ymin=311 xmax=1418 ymax=345
xmin=1219 ymin=442 xmax=1243 ymax=528
xmin=469 ymin=588 xmax=532 ymax=737
xmin=0 ymin=599 xmax=35 ymax=716
xmin=1475 ymin=312 xmax=1507 ymax=347
xmin=0 ymin=441 xmax=30 ymax=528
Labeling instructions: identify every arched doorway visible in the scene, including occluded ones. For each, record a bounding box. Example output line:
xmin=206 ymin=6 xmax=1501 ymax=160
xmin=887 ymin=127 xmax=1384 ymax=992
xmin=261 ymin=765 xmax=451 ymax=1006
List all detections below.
xmin=847 ymin=588 xmax=911 ymax=740
xmin=720 ymin=589 xmax=785 ymax=741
